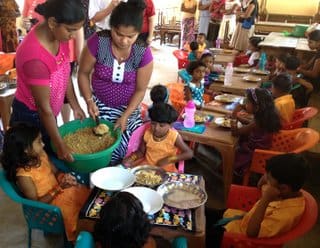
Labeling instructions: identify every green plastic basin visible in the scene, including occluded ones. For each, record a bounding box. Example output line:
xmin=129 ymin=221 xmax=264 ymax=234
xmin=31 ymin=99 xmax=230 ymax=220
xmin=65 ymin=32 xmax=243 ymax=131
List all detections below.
xmin=53 ymin=118 xmax=121 ymax=173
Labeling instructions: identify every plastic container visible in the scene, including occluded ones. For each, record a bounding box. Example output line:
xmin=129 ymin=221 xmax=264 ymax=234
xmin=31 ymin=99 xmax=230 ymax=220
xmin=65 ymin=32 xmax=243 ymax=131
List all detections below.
xmin=183 ymin=100 xmax=196 ymax=128
xmin=224 ymin=62 xmax=233 ymax=86
xmin=52 ymin=118 xmax=121 ymax=173
xmin=258 ymin=52 xmax=267 ymax=71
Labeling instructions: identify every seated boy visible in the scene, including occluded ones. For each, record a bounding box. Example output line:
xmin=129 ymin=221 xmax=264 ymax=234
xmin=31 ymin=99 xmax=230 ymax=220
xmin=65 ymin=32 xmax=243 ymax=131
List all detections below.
xmin=285 ymin=55 xmax=313 ymax=108
xmin=206 ymin=153 xmax=308 ymax=246
xmin=187 ymin=41 xmax=201 ymax=62
xmin=271 ymin=73 xmax=295 ymax=124
xmin=197 ymin=33 xmax=210 ymax=52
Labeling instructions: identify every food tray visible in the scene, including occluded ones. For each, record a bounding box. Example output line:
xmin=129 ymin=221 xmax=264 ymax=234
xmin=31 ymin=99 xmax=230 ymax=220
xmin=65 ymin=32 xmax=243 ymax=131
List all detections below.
xmin=130 ymin=165 xmax=169 ymax=187
xmin=214 ymin=94 xmax=242 ymax=103
xmin=243 ymin=75 xmax=261 ymax=82
xmin=157 ymin=182 xmax=207 ymax=209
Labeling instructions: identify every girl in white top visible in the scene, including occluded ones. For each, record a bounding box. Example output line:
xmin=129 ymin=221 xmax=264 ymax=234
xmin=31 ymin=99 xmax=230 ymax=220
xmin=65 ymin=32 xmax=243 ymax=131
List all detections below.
xmin=217 ymin=0 xmax=240 ymax=42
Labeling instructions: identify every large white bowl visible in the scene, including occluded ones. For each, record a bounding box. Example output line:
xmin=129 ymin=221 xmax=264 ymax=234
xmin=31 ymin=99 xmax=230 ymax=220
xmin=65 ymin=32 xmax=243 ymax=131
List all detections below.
xmin=122 ymin=187 xmax=164 ymax=214
xmin=90 ymin=167 xmax=135 ymax=191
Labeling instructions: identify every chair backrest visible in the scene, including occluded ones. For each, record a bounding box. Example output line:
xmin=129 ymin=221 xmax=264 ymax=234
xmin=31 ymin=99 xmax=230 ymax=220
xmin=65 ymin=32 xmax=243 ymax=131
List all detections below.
xmin=173 ymin=50 xmax=189 ymax=69
xmin=75 ymin=231 xmax=95 ymax=248
xmin=0 ymin=169 xmax=65 ymax=234
xmin=167 ymin=82 xmax=186 ymax=113
xmin=243 ymin=128 xmax=319 ymax=185
xmin=282 ymin=107 xmax=318 ymax=130
xmin=223 ymin=185 xmax=318 ymax=248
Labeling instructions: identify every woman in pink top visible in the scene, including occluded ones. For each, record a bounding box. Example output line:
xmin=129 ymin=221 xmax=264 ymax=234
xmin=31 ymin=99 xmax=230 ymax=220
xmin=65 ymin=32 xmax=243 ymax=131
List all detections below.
xmin=11 ymin=0 xmax=86 ymax=162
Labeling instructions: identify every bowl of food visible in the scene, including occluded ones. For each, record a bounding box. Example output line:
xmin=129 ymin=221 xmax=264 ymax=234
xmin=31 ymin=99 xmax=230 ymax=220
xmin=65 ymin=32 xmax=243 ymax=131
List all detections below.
xmin=90 ymin=167 xmax=135 ymax=191
xmin=130 ymin=165 xmax=168 ymax=188
xmin=53 ymin=118 xmax=121 ymax=173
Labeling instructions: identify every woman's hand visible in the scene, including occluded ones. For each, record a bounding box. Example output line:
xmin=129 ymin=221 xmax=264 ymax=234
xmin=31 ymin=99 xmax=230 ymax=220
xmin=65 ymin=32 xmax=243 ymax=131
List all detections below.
xmin=87 ymin=100 xmax=99 ymax=119
xmin=114 ymin=115 xmax=128 ymax=132
xmin=56 ymin=141 xmax=74 ymax=162
xmin=73 ymin=105 xmax=86 ymax=120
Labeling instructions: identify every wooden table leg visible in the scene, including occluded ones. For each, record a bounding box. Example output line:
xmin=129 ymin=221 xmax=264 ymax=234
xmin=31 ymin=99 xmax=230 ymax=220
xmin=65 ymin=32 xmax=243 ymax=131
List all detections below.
xmin=0 ymin=95 xmax=14 ymax=131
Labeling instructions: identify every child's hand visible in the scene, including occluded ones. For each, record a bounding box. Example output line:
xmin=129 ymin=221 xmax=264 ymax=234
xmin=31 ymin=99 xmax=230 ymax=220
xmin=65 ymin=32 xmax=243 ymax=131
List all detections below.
xmin=122 ymin=156 xmax=134 ymax=168
xmin=59 ymin=173 xmax=78 ymax=189
xmin=261 ymin=185 xmax=280 ymax=202
xmin=156 ymin=157 xmax=171 ymax=167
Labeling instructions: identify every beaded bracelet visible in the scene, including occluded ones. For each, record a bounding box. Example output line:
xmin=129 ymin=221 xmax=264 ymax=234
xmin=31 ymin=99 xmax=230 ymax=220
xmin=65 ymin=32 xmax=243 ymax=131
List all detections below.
xmin=48 ymin=185 xmax=62 ymax=199
xmin=129 ymin=153 xmax=139 ymax=161
xmin=168 ymin=155 xmax=178 ymax=163
xmin=85 ymin=97 xmax=94 ymax=103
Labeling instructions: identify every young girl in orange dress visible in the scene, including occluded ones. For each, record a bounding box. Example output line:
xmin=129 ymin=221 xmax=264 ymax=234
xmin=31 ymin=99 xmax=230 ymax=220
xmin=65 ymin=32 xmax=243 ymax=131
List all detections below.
xmin=1 ymin=123 xmax=91 ymax=241
xmin=123 ymin=103 xmax=193 ymax=172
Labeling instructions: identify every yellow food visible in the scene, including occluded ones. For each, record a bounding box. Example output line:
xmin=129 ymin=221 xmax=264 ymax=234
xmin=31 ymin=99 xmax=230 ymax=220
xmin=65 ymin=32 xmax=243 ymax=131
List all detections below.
xmin=194 ymin=114 xmax=206 ymax=123
xmin=135 ymin=170 xmax=162 ymax=185
xmin=63 ymin=127 xmax=115 ymax=154
xmin=93 ymin=123 xmax=109 ymax=136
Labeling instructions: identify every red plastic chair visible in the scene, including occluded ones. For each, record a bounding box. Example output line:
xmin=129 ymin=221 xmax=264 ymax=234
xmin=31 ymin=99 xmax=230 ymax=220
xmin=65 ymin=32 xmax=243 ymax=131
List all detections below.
xmin=173 ymin=50 xmax=189 ymax=69
xmin=221 ymin=184 xmax=318 ymax=248
xmin=282 ymin=107 xmax=318 ymax=130
xmin=243 ymin=128 xmax=320 ymax=186
xmin=125 ymin=122 xmax=185 ymax=173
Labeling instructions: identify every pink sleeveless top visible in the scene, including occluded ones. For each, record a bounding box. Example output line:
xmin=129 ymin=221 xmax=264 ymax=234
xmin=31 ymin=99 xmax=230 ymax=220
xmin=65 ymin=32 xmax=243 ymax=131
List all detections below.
xmin=15 ymin=27 xmax=70 ymax=116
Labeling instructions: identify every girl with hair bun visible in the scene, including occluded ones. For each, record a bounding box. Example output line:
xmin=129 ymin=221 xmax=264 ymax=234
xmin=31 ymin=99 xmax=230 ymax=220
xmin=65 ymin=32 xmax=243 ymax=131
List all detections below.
xmin=78 ymin=0 xmax=154 ymax=165
xmin=11 ymin=0 xmax=86 ymax=162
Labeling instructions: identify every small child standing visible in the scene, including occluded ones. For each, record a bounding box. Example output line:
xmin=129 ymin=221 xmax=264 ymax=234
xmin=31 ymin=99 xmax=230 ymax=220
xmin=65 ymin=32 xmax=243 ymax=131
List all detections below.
xmin=207 ymin=153 xmax=309 ymax=246
xmin=123 ymin=103 xmax=193 ymax=172
xmin=184 ymin=61 xmax=207 ymax=107
xmin=1 ymin=123 xmax=91 ymax=241
xmin=232 ymin=88 xmax=281 ymax=175
xmin=285 ymin=56 xmax=313 ymax=108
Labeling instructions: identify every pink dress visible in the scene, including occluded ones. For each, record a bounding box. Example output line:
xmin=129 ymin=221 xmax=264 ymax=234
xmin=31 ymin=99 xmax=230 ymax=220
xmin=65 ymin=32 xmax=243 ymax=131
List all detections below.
xmin=15 ymin=26 xmax=70 ymax=116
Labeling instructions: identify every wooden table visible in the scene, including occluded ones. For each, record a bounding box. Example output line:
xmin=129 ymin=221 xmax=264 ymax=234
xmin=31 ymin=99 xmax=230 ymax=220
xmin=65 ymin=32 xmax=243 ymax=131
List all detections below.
xmin=0 ymin=88 xmax=15 ymax=131
xmin=208 ymin=72 xmax=267 ymax=96
xmin=77 ymin=176 xmax=206 ymax=248
xmin=254 ymin=21 xmax=296 ymax=34
xmin=202 ymin=94 xmax=244 ymax=114
xmin=209 ymin=48 xmax=237 ymax=65
xmin=177 ymin=110 xmax=238 ymax=200
xmin=259 ymin=32 xmax=315 ymax=61
xmin=158 ymin=24 xmax=181 ymax=48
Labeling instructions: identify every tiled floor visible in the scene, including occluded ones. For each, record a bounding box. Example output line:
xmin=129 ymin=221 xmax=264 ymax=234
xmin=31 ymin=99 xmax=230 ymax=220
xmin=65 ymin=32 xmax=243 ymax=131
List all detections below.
xmin=1 ymin=40 xmax=319 ymax=247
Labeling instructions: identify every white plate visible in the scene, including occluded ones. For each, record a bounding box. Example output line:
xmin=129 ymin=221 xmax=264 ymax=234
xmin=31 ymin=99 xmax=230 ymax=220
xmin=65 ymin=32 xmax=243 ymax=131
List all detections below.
xmin=90 ymin=167 xmax=135 ymax=191
xmin=122 ymin=187 xmax=164 ymax=214
xmin=251 ymin=69 xmax=270 ymax=76
xmin=243 ymin=75 xmax=261 ymax=82
xmin=234 ymin=67 xmax=251 ymax=73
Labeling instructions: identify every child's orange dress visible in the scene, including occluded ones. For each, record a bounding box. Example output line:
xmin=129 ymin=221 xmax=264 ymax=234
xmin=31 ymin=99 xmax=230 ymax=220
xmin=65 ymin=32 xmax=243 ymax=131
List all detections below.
xmin=140 ymin=127 xmax=179 ymax=172
xmin=16 ymin=153 xmax=91 ymax=241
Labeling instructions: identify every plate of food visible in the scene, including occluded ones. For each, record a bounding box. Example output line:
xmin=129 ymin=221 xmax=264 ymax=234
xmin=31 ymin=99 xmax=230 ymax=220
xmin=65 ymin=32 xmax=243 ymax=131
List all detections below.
xmin=214 ymin=94 xmax=242 ymax=103
xmin=222 ymin=49 xmax=234 ymax=54
xmin=243 ymin=75 xmax=261 ymax=82
xmin=251 ymin=69 xmax=270 ymax=76
xmin=130 ymin=165 xmax=169 ymax=187
xmin=157 ymin=182 xmax=207 ymax=209
xmin=234 ymin=67 xmax=251 ymax=73
xmin=213 ymin=75 xmax=225 ymax=82
xmin=182 ymin=113 xmax=211 ymax=124
xmin=90 ymin=167 xmax=135 ymax=191
xmin=214 ymin=116 xmax=242 ymax=128
xmin=122 ymin=187 xmax=164 ymax=214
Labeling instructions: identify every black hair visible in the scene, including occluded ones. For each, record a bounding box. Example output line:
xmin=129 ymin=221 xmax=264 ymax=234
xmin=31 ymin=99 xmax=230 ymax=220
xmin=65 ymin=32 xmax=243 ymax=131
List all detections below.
xmin=110 ymin=0 xmax=146 ymax=32
xmin=200 ymin=52 xmax=214 ymax=62
xmin=186 ymin=60 xmax=206 ymax=75
xmin=150 ymin=85 xmax=169 ymax=104
xmin=308 ymin=29 xmax=320 ymax=41
xmin=266 ymin=153 xmax=309 ymax=191
xmin=148 ymin=103 xmax=178 ymax=124
xmin=272 ymin=73 xmax=292 ymax=93
xmin=285 ymin=55 xmax=300 ymax=70
xmin=94 ymin=192 xmax=151 ymax=248
xmin=0 ymin=123 xmax=40 ymax=182
xmin=246 ymin=88 xmax=281 ymax=133
xmin=198 ymin=33 xmax=206 ymax=38
xmin=189 ymin=41 xmax=199 ymax=51
xmin=249 ymin=36 xmax=263 ymax=49
xmin=35 ymin=0 xmax=85 ymax=24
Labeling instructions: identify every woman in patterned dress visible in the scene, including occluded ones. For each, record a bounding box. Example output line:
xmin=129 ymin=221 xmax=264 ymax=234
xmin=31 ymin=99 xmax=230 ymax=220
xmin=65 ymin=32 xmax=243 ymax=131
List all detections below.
xmin=78 ymin=0 xmax=153 ymax=165
xmin=180 ymin=0 xmax=197 ymax=49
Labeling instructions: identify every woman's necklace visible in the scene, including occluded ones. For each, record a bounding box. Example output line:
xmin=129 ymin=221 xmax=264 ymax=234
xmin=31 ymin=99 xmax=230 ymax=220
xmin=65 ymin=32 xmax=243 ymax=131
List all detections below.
xmin=153 ymin=131 xmax=169 ymax=142
xmin=111 ymin=43 xmax=130 ymax=64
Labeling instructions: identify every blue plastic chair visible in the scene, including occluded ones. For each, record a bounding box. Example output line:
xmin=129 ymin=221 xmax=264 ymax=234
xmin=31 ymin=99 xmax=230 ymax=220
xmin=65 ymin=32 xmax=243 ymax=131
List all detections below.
xmin=0 ymin=169 xmax=71 ymax=248
xmin=75 ymin=231 xmax=188 ymax=248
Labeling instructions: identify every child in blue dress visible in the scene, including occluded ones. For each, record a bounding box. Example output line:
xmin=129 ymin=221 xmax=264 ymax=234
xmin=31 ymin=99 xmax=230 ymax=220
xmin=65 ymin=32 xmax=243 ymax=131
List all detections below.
xmin=184 ymin=61 xmax=206 ymax=107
